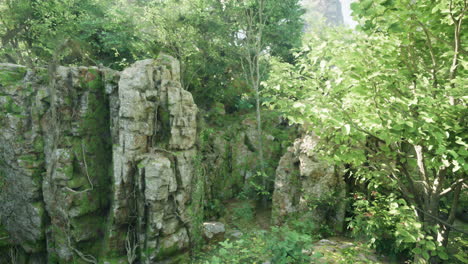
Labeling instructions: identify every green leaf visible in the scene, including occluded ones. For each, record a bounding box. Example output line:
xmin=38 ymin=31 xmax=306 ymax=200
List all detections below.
xmin=425 ymin=241 xmax=436 ymax=251
xmin=438 ymin=250 xmax=449 ymax=260
xmin=422 ymin=251 xmax=430 ymax=260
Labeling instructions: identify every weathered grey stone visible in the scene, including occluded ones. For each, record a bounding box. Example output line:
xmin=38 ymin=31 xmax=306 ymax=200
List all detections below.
xmin=107 ymin=55 xmax=199 ymax=263
xmin=200 ymin=116 xmax=283 ymax=202
xmin=141 ymin=155 xmax=177 ymax=201
xmin=0 ymin=64 xmax=47 ymax=261
xmin=271 ymin=133 xmax=346 ymax=232
xmin=175 ymin=149 xmax=197 ymax=190
xmin=156 ymin=228 xmax=189 ymax=261
xmin=0 ymin=55 xmax=199 ymax=264
xmin=202 ymin=222 xmax=225 ymax=240
xmin=167 ymin=84 xmax=198 ymax=150
xmin=227 ymin=229 xmax=243 ymax=239
xmin=40 ymin=65 xmax=113 ymax=263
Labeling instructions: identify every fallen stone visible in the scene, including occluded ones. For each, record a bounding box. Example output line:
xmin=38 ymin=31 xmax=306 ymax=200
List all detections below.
xmin=203 ymin=222 xmax=225 ymax=240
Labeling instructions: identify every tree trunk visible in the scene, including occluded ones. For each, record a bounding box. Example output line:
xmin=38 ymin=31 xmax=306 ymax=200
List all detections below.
xmin=254 ymin=76 xmax=266 ymax=206
xmin=442 ymin=183 xmax=462 ymax=247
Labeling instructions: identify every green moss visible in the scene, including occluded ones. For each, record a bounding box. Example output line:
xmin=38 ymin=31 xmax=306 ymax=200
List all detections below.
xmin=140 ymin=247 xmax=156 ymax=263
xmin=0 ymin=224 xmax=10 ymax=248
xmin=100 ymin=228 xmax=128 ymax=261
xmin=18 ymin=154 xmax=38 ymax=162
xmin=0 ymin=67 xmax=27 ymax=87
xmin=87 ymin=69 xmax=102 ymax=91
xmin=17 ymin=154 xmax=44 ymax=170
xmin=156 ymin=107 xmax=171 ymax=145
xmin=70 ymin=215 xmax=102 ymax=241
xmin=56 ymin=163 xmax=73 ymax=179
xmin=31 ymin=170 xmax=45 ymax=192
xmin=35 ymin=68 xmax=49 ymax=85
xmin=68 ymin=69 xmax=110 ymax=190
xmin=156 ymin=243 xmax=181 ymax=260
xmin=22 ymin=239 xmax=46 ymax=253
xmin=99 ymin=257 xmax=127 ymax=264
xmin=67 ymin=67 xmax=115 ymax=262
xmin=70 ymin=192 xmax=101 ymax=216
xmin=161 ymin=252 xmax=190 ymax=264
xmin=47 ymin=251 xmax=60 ymax=264
xmin=67 ymin=175 xmax=88 ymax=189
xmin=3 ymin=97 xmax=23 ymax=114
xmin=33 ymin=138 xmax=45 ymax=153
xmin=49 ymin=226 xmax=70 ymax=263
xmin=0 ymin=160 xmax=6 ymax=189
xmin=72 ymin=230 xmax=106 ymax=264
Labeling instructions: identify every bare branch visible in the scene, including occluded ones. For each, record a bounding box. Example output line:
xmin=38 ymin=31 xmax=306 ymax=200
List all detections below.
xmin=442 ymin=182 xmax=463 ymax=246
xmin=396 ymin=157 xmax=425 ymax=209
xmin=125 ymin=227 xmax=138 ymax=264
xmin=413 ymin=144 xmax=431 ymax=191
xmin=433 ymin=168 xmax=447 ymax=196
xmin=440 ymin=178 xmax=467 ymax=196
xmin=414 ymin=206 xmax=468 ymax=235
xmin=448 ymin=0 xmax=466 ymax=105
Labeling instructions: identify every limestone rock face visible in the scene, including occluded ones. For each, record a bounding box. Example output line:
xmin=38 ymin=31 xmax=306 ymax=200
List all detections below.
xmin=271 ymin=134 xmax=346 ymax=232
xmin=0 ymin=55 xmax=200 ymax=264
xmin=0 ymin=64 xmax=47 ymax=262
xmin=200 ymin=117 xmax=282 ymax=203
xmin=108 ymin=56 xmax=198 ymax=263
xmin=43 ymin=65 xmax=114 ymax=263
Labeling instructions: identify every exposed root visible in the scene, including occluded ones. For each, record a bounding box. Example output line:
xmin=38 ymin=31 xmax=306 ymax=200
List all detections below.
xmin=125 ymin=227 xmax=138 ymax=264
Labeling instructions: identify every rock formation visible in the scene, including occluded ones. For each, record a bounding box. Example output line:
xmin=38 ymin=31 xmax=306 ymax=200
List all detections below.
xmin=0 ymin=56 xmax=349 ymax=264
xmin=271 ymin=133 xmax=347 ymax=233
xmin=200 ymin=116 xmax=283 ymax=204
xmin=0 ymin=55 xmax=199 ymax=264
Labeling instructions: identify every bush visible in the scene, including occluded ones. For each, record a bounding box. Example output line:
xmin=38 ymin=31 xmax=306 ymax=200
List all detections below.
xmin=232 ymin=201 xmax=255 ymax=224
xmin=199 ymin=232 xmax=268 ymax=264
xmin=267 ymin=226 xmax=317 ymax=264
xmin=196 ymin=225 xmax=322 ymax=264
xmin=348 ymin=192 xmax=449 ymax=261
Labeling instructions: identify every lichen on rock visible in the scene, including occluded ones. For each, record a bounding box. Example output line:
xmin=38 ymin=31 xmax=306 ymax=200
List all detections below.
xmin=0 ymin=55 xmax=201 ymax=264
xmin=271 ymin=133 xmax=347 ymax=233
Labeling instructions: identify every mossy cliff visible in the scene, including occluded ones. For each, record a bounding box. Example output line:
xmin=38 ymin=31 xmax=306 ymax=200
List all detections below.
xmin=0 ymin=56 xmax=200 ymax=264
xmin=0 ymin=57 xmax=348 ymax=264
xmin=198 ymin=112 xmax=296 ymax=209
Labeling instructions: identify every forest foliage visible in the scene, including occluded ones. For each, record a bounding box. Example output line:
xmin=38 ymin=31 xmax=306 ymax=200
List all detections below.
xmin=1 ymin=0 xmax=466 ymax=263
xmin=265 ymin=0 xmax=467 ymax=262
xmin=0 ymin=0 xmax=304 ymax=108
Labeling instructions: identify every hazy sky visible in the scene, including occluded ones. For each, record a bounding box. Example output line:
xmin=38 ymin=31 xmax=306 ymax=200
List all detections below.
xmin=341 ymin=0 xmax=358 ymax=27
xmin=300 ymin=0 xmax=358 ymax=27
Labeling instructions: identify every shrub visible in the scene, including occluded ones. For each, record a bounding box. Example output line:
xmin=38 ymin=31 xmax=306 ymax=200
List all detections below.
xmin=348 ymin=192 xmax=449 ymax=261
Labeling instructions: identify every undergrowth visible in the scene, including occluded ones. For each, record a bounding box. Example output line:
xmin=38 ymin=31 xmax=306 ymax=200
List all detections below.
xmin=194 ymin=225 xmax=323 ymax=264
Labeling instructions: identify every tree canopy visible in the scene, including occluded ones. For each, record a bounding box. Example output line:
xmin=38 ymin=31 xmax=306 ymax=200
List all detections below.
xmin=0 ymin=0 xmax=466 ymax=263
xmin=0 ymin=0 xmax=304 ymax=108
xmin=265 ymin=0 xmax=467 ymax=262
